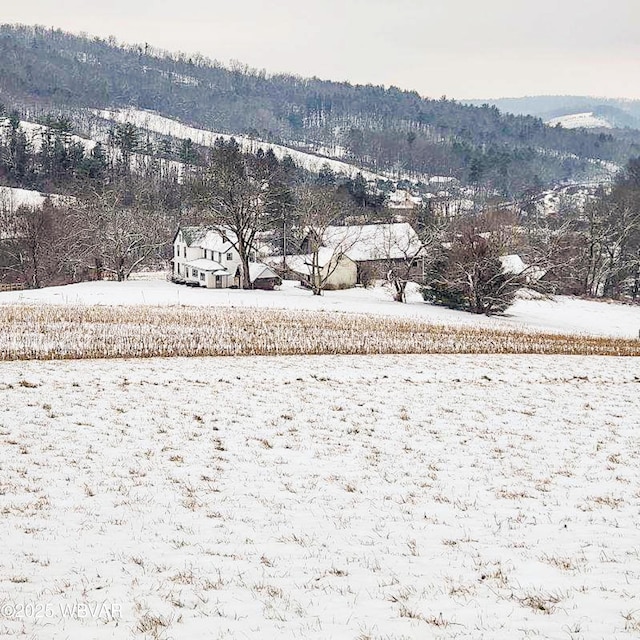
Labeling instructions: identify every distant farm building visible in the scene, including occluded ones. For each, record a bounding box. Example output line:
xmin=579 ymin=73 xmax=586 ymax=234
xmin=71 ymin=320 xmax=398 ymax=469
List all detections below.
xmin=270 ymin=222 xmax=425 ymax=288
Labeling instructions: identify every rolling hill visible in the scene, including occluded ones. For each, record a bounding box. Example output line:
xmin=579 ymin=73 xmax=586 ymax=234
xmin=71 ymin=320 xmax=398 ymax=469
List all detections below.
xmin=467 ymin=96 xmax=640 ymax=131
xmin=1 ymin=24 xmax=639 ymax=198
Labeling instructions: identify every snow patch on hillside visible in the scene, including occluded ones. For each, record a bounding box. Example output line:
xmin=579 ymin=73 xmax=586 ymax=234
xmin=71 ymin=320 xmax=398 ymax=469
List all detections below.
xmin=0 ymin=186 xmax=71 ymax=210
xmin=530 ymin=183 xmax=599 ymax=218
xmin=0 ymin=117 xmax=97 ymax=152
xmin=90 ymin=107 xmax=388 ymax=181
xmin=2 ymin=116 xmax=189 ymax=182
xmin=546 ymin=112 xmax=612 ymax=129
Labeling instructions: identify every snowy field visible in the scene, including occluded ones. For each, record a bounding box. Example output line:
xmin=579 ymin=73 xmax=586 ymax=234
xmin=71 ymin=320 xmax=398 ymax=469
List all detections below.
xmin=2 ymin=278 xmax=640 ymax=339
xmin=1 ymin=354 xmax=639 ymax=639
xmin=1 ymin=280 xmax=639 ymax=638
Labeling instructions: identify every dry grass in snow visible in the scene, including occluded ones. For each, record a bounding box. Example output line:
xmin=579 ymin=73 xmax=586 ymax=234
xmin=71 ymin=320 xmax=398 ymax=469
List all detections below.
xmin=1 ymin=354 xmax=639 ymax=639
xmin=2 ymin=278 xmax=640 ymax=340
xmin=1 ymin=304 xmax=639 ymax=361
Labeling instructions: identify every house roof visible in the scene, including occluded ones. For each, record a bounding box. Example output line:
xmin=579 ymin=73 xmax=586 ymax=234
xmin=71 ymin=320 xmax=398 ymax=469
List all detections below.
xmin=387 ymin=189 xmax=422 ymax=209
xmin=174 ymin=226 xmax=205 ymax=246
xmin=248 ymin=262 xmax=279 ymax=282
xmin=197 ymin=230 xmax=238 ymax=253
xmin=500 ymin=254 xmax=546 ymax=282
xmin=175 ymin=225 xmax=239 ymax=252
xmin=500 ymin=254 xmax=527 ymax=275
xmin=323 ymin=223 xmax=424 ymax=262
xmin=184 ymin=258 xmax=229 ymax=273
xmin=265 ymin=249 xmax=351 ymax=276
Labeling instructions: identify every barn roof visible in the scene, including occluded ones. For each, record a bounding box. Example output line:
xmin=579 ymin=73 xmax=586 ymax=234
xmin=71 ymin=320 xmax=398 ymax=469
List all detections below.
xmin=323 ymin=223 xmax=424 ymax=262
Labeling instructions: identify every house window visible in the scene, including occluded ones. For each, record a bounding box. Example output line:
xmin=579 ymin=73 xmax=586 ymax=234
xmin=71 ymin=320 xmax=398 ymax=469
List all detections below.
xmin=200 ymin=272 xmax=205 ymax=281
xmin=215 ymin=275 xmax=222 ymax=285
xmin=183 ymin=247 xmax=187 ymax=258
xmin=227 ymin=252 xmax=233 ymax=261
xmin=177 ymin=264 xmax=181 ymax=275
xmin=192 ymin=269 xmax=198 ymax=278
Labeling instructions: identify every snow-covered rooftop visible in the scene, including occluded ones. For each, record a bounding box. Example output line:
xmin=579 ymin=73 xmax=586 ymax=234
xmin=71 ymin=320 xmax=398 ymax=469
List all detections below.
xmin=500 ymin=254 xmax=527 ymax=275
xmin=177 ymin=226 xmax=238 ymax=252
xmin=248 ymin=262 xmax=279 ymax=282
xmin=275 ymin=248 xmax=348 ymax=275
xmin=323 ymin=223 xmax=424 ymax=262
xmin=184 ymin=258 xmax=228 ymax=273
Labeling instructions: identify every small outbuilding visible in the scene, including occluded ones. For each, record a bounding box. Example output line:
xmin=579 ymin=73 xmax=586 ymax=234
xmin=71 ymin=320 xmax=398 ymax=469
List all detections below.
xmin=264 ymin=248 xmax=358 ymax=290
xmin=247 ymin=263 xmax=281 ymax=290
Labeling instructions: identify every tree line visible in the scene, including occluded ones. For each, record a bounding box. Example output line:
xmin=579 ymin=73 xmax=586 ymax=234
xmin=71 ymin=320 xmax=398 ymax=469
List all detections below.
xmin=2 ymin=24 xmax=638 ymax=199
xmin=0 ymin=125 xmax=386 ymax=289
xmin=419 ymin=158 xmax=640 ymax=313
xmin=2 ymin=103 xmax=639 ymax=314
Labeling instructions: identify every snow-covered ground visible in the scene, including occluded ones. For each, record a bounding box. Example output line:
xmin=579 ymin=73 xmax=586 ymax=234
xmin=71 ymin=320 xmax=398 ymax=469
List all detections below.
xmin=0 ymin=185 xmax=71 ymax=211
xmin=0 ymin=117 xmax=97 ymax=152
xmin=90 ymin=107 xmax=389 ymax=181
xmin=1 ymin=278 xmax=639 ymax=339
xmin=546 ymin=112 xmax=612 ymax=129
xmin=0 ymin=354 xmax=638 ymax=639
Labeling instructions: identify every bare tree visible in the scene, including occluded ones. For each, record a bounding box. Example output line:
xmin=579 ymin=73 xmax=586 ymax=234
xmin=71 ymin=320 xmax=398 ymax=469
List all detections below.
xmin=376 ymin=222 xmax=437 ymax=303
xmin=0 ymin=202 xmax=28 ymax=284
xmin=423 ymin=213 xmax=552 ymax=315
xmin=0 ymin=200 xmax=81 ymax=288
xmin=17 ymin=204 xmax=55 ymax=288
xmin=580 ymin=186 xmax=640 ymax=298
xmin=294 ymin=185 xmax=354 ymax=295
xmin=73 ymin=186 xmax=172 ymax=281
xmin=194 ymin=140 xmax=280 ymax=289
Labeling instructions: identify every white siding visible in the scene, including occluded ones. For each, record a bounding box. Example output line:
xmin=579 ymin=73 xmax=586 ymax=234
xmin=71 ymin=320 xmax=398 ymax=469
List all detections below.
xmin=173 ymin=228 xmax=244 ymax=288
xmin=323 ymin=256 xmax=357 ymax=289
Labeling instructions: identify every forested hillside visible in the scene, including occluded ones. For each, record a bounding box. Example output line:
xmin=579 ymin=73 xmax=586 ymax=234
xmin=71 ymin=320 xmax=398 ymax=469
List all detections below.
xmin=1 ymin=24 xmax=639 ymax=196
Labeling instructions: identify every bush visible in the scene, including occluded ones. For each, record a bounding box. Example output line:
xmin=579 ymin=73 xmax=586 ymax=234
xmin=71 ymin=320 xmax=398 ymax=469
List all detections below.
xmin=421 ymin=281 xmax=467 ymax=310
xmin=423 ymin=228 xmax=523 ymax=315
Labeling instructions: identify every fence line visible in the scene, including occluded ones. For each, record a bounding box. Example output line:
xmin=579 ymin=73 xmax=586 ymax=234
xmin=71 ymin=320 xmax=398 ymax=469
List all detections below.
xmin=0 ymin=283 xmax=26 ymax=292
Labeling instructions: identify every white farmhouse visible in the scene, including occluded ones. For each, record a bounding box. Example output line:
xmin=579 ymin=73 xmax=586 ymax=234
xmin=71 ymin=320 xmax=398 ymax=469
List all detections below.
xmin=171 ymin=226 xmax=280 ymax=289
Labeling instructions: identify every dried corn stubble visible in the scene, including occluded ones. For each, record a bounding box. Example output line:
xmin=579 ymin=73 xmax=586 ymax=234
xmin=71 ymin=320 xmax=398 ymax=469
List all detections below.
xmin=0 ymin=304 xmax=638 ymax=361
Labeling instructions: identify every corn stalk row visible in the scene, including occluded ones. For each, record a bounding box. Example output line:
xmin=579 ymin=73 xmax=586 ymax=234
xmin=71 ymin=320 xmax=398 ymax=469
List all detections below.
xmin=0 ymin=305 xmax=638 ymax=361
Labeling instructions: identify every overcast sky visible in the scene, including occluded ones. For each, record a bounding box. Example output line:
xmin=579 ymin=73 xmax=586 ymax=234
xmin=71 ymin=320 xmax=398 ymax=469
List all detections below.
xmin=3 ymin=0 xmax=640 ymax=99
